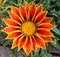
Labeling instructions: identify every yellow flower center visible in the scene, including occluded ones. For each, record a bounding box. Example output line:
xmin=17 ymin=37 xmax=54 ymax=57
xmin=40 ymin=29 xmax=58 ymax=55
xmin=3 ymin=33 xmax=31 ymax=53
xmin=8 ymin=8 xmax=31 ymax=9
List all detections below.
xmin=22 ymin=21 xmax=36 ymax=36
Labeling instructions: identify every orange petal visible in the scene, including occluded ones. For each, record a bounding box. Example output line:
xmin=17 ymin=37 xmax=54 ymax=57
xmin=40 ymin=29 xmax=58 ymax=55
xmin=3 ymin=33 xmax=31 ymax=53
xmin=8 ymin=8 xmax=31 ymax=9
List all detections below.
xmin=1 ymin=27 xmax=18 ymax=33
xmin=37 ymin=28 xmax=53 ymax=37
xmin=30 ymin=36 xmax=36 ymax=51
xmin=2 ymin=18 xmax=19 ymax=26
xmin=35 ymin=11 xmax=48 ymax=23
xmin=25 ymin=1 xmax=30 ymax=14
xmin=11 ymin=37 xmax=20 ymax=49
xmin=41 ymin=17 xmax=53 ymax=23
xmin=35 ymin=4 xmax=43 ymax=16
xmin=18 ymin=36 xmax=26 ymax=51
xmin=28 ymin=2 xmax=36 ymax=20
xmin=38 ymin=23 xmax=55 ymax=30
xmin=6 ymin=31 xmax=21 ymax=39
xmin=23 ymin=38 xmax=31 ymax=55
xmin=11 ymin=6 xmax=19 ymax=15
xmin=8 ymin=12 xmax=22 ymax=23
xmin=42 ymin=37 xmax=53 ymax=42
xmin=35 ymin=33 xmax=46 ymax=49
xmin=19 ymin=4 xmax=26 ymax=20
xmin=0 ymin=0 xmax=2 ymax=3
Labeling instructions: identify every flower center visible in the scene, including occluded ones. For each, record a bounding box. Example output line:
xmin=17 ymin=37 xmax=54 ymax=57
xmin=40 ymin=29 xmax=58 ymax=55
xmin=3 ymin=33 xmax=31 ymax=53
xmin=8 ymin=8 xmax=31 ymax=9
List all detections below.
xmin=22 ymin=21 xmax=36 ymax=36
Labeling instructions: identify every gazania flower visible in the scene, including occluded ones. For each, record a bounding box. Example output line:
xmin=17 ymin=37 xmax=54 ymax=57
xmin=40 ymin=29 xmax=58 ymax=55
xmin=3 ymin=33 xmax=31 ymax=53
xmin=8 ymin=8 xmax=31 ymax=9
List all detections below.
xmin=1 ymin=2 xmax=55 ymax=55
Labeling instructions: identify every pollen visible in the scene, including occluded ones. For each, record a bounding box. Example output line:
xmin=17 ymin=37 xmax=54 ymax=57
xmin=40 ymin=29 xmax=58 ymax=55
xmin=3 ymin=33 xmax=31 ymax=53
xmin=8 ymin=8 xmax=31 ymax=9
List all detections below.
xmin=21 ymin=21 xmax=36 ymax=36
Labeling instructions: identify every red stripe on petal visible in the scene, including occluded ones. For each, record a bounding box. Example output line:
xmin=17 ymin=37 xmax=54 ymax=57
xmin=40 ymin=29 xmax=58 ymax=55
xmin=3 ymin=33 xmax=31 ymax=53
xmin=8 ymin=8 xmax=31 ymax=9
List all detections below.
xmin=11 ymin=6 xmax=19 ymax=15
xmin=8 ymin=12 xmax=22 ymax=22
xmin=30 ymin=37 xmax=36 ymax=51
xmin=25 ymin=1 xmax=30 ymax=14
xmin=23 ymin=38 xmax=31 ymax=55
xmin=3 ymin=18 xmax=19 ymax=26
xmin=42 ymin=37 xmax=53 ymax=42
xmin=19 ymin=4 xmax=26 ymax=20
xmin=6 ymin=31 xmax=21 ymax=39
xmin=18 ymin=36 xmax=26 ymax=51
xmin=28 ymin=3 xmax=36 ymax=19
xmin=38 ymin=23 xmax=55 ymax=30
xmin=35 ymin=34 xmax=46 ymax=49
xmin=37 ymin=28 xmax=53 ymax=37
xmin=1 ymin=27 xmax=18 ymax=33
xmin=11 ymin=37 xmax=20 ymax=49
xmin=35 ymin=4 xmax=43 ymax=16
xmin=25 ymin=2 xmax=30 ymax=20
xmin=35 ymin=11 xmax=48 ymax=23
xmin=41 ymin=17 xmax=53 ymax=23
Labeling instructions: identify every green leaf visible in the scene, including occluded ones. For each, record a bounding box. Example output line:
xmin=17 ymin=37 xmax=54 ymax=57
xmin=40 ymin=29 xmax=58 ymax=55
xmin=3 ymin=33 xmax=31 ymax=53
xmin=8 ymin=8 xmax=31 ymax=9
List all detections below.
xmin=51 ymin=39 xmax=60 ymax=54
xmin=41 ymin=49 xmax=52 ymax=57
xmin=10 ymin=1 xmax=18 ymax=6
xmin=0 ymin=0 xmax=7 ymax=9
xmin=52 ymin=28 xmax=60 ymax=36
xmin=30 ymin=52 xmax=40 ymax=57
xmin=22 ymin=0 xmax=26 ymax=6
xmin=10 ymin=48 xmax=18 ymax=57
xmin=18 ymin=0 xmax=22 ymax=4
xmin=3 ymin=40 xmax=11 ymax=48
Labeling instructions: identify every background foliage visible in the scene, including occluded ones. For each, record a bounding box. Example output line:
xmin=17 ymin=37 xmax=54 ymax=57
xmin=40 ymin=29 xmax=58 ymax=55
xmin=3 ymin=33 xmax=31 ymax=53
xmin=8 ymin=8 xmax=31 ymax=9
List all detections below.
xmin=0 ymin=0 xmax=60 ymax=57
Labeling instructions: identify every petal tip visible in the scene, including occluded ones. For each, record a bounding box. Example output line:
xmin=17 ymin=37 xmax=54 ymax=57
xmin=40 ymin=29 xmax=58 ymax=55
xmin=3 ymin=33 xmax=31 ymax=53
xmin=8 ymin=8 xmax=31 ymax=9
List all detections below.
xmin=0 ymin=29 xmax=3 ymax=32
xmin=52 ymin=25 xmax=56 ymax=29
xmin=5 ymin=38 xmax=8 ymax=39
xmin=31 ymin=2 xmax=35 ymax=6
xmin=26 ymin=1 xmax=29 ymax=4
xmin=51 ymin=40 xmax=54 ymax=42
xmin=19 ymin=3 xmax=23 ymax=8
xmin=11 ymin=45 xmax=16 ymax=49
xmin=2 ymin=18 xmax=6 ymax=22
xmin=18 ymin=47 xmax=21 ymax=52
xmin=44 ymin=46 xmax=46 ymax=50
xmin=40 ymin=4 xmax=43 ymax=7
xmin=45 ymin=11 xmax=48 ymax=14
xmin=8 ymin=11 xmax=11 ymax=15
xmin=11 ymin=6 xmax=13 ymax=9
xmin=50 ymin=17 xmax=54 ymax=22
xmin=18 ymin=45 xmax=20 ymax=51
xmin=11 ymin=46 xmax=14 ymax=49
